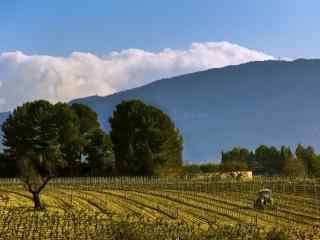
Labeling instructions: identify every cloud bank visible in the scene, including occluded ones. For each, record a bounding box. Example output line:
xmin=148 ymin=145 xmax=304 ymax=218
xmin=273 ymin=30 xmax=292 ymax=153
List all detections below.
xmin=0 ymin=42 xmax=274 ymax=112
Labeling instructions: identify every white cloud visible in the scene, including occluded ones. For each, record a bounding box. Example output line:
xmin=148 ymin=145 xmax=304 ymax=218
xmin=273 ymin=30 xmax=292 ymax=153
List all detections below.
xmin=0 ymin=41 xmax=275 ymax=112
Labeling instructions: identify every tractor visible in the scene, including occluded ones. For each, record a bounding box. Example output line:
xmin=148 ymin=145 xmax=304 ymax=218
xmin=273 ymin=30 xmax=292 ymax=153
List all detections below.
xmin=254 ymin=188 xmax=273 ymax=209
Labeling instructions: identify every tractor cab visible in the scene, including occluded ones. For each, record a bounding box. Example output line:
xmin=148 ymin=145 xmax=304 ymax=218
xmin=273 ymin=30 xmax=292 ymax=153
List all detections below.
xmin=258 ymin=189 xmax=271 ymax=198
xmin=254 ymin=188 xmax=273 ymax=209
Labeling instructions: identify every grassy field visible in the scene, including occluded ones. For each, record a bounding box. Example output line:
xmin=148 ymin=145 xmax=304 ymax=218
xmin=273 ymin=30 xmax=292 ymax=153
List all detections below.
xmin=0 ymin=177 xmax=319 ymax=239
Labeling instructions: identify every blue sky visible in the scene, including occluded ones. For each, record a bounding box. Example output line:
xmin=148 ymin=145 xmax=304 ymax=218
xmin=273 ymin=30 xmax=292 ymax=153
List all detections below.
xmin=1 ymin=0 xmax=319 ymax=58
xmin=0 ymin=0 xmax=319 ymax=111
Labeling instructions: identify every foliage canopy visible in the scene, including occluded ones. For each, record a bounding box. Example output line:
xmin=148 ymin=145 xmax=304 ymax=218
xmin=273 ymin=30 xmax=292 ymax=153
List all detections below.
xmin=109 ymin=100 xmax=183 ymax=176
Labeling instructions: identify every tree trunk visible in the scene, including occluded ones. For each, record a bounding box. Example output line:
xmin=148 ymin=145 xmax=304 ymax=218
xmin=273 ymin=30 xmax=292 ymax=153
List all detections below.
xmin=32 ymin=192 xmax=42 ymax=210
xmin=24 ymin=176 xmax=51 ymax=210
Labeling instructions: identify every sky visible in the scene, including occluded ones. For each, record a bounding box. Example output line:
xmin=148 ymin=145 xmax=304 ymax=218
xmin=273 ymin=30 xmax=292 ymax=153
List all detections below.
xmin=0 ymin=0 xmax=319 ymax=111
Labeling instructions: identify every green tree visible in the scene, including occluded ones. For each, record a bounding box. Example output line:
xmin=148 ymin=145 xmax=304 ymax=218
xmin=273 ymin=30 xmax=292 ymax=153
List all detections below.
xmin=246 ymin=151 xmax=256 ymax=171
xmin=311 ymin=155 xmax=320 ymax=177
xmin=267 ymin=146 xmax=282 ymax=175
xmin=71 ymin=103 xmax=100 ymax=135
xmin=83 ymin=129 xmax=114 ymax=176
xmin=109 ymin=100 xmax=183 ymax=176
xmin=295 ymin=144 xmax=320 ymax=176
xmin=304 ymin=146 xmax=317 ymax=175
xmin=280 ymin=146 xmax=293 ymax=160
xmin=54 ymin=103 xmax=82 ymax=176
xmin=254 ymin=145 xmax=271 ymax=174
xmin=295 ymin=144 xmax=305 ymax=164
xmin=2 ymin=101 xmax=68 ymax=209
xmin=281 ymin=145 xmax=304 ymax=176
xmin=282 ymin=155 xmax=305 ymax=177
xmin=221 ymin=147 xmax=249 ymax=171
xmin=254 ymin=145 xmax=286 ymax=175
xmin=70 ymin=103 xmax=101 ymax=176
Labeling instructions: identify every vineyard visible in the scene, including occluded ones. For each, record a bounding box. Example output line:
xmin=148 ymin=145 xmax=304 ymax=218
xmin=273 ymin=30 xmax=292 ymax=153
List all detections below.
xmin=0 ymin=177 xmax=320 ymax=239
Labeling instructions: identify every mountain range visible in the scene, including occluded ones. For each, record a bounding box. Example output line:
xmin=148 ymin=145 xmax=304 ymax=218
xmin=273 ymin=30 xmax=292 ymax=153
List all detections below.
xmin=1 ymin=59 xmax=320 ymax=162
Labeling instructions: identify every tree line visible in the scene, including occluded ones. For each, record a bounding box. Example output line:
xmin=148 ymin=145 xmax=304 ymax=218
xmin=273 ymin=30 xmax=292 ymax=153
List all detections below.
xmin=0 ymin=100 xmax=183 ymax=178
xmin=185 ymin=145 xmax=320 ymax=177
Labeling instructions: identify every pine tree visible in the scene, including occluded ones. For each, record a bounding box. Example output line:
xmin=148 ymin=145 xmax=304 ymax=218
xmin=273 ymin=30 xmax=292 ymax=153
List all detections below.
xmin=109 ymin=100 xmax=183 ymax=176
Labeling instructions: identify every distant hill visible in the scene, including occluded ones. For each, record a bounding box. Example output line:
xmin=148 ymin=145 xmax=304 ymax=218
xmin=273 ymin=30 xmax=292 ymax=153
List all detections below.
xmin=2 ymin=59 xmax=320 ymax=162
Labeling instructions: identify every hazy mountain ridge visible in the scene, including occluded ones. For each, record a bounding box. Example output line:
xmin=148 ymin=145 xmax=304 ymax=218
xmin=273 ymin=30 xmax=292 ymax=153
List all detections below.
xmin=2 ymin=59 xmax=320 ymax=161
